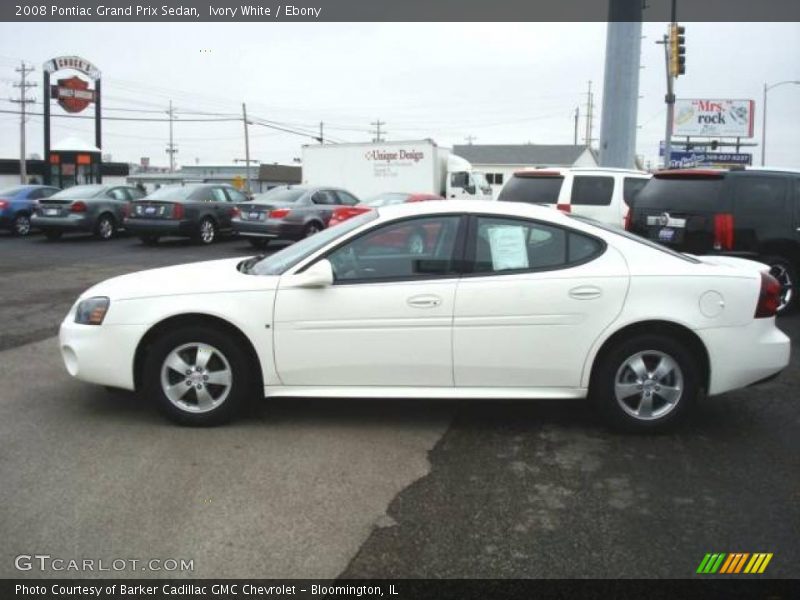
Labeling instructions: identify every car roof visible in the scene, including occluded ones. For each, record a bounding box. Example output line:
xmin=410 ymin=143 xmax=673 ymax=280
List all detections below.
xmin=514 ymin=167 xmax=650 ymax=177
xmin=375 ymin=199 xmax=571 ymax=223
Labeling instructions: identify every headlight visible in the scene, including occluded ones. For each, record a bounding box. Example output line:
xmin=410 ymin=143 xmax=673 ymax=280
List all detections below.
xmin=74 ymin=297 xmax=110 ymax=325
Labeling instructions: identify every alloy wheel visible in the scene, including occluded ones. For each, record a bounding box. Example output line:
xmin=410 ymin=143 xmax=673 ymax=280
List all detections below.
xmin=13 ymin=214 xmax=31 ymax=236
xmin=305 ymin=223 xmax=321 ymax=238
xmin=160 ymin=342 xmax=232 ymax=414
xmin=614 ymin=350 xmax=684 ymax=421
xmin=199 ymin=219 xmax=215 ymax=244
xmin=769 ymin=263 xmax=794 ymax=313
xmin=97 ymin=217 xmax=114 ymax=240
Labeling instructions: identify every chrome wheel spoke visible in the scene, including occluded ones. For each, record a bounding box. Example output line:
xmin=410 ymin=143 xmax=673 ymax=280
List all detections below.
xmin=164 ymin=352 xmax=192 ymax=375
xmin=195 ymin=386 xmax=215 ymax=409
xmin=614 ymin=381 xmax=641 ymax=399
xmin=651 ymin=356 xmax=676 ymax=382
xmin=206 ymin=369 xmax=231 ymax=386
xmin=627 ymin=355 xmax=648 ymax=380
xmin=636 ymin=393 xmax=654 ymax=418
xmin=657 ymin=385 xmax=682 ymax=405
xmin=164 ymin=381 xmax=190 ymax=403
xmin=615 ymin=349 xmax=685 ymax=421
xmin=195 ymin=346 xmax=213 ymax=370
xmin=160 ymin=342 xmax=232 ymax=414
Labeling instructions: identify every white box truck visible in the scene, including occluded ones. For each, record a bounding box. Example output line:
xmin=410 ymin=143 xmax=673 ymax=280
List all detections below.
xmin=301 ymin=139 xmax=493 ymax=201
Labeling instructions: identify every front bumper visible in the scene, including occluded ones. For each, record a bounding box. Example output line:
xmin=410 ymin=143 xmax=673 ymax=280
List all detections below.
xmin=31 ymin=213 xmax=93 ymax=232
xmin=233 ymin=218 xmax=305 ymax=241
xmin=59 ymin=317 xmax=147 ymax=391
xmin=124 ymin=218 xmax=195 ymax=237
xmin=699 ymin=318 xmax=791 ymax=396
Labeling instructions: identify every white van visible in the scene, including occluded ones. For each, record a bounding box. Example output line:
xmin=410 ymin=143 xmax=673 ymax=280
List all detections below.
xmin=497 ymin=167 xmax=651 ymax=228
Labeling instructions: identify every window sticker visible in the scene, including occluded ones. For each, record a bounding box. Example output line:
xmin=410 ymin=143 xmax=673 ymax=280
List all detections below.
xmin=486 ymin=225 xmax=529 ymax=271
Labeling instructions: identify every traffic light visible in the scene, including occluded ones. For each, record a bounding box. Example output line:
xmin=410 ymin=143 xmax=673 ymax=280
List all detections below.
xmin=669 ymin=23 xmax=686 ymax=77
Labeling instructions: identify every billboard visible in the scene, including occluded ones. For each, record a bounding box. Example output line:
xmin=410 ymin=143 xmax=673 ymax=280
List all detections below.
xmin=673 ymin=99 xmax=755 ymax=138
xmin=666 ymin=151 xmax=752 ymax=169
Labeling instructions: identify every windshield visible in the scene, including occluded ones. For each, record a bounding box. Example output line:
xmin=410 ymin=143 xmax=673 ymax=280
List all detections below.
xmin=252 ymin=188 xmax=307 ymax=205
xmin=364 ymin=193 xmax=409 ymax=207
xmin=568 ymin=214 xmax=700 ymax=264
xmin=247 ymin=211 xmax=378 ymax=276
xmin=0 ymin=186 xmax=24 ymax=196
xmin=49 ymin=185 xmax=107 ymax=199
xmin=143 ymin=185 xmax=196 ymax=201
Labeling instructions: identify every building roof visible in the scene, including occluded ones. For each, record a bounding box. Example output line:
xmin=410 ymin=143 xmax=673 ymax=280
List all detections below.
xmin=453 ymin=144 xmax=593 ymax=166
xmin=258 ymin=164 xmax=302 ymax=183
xmin=51 ymin=137 xmax=101 ymax=153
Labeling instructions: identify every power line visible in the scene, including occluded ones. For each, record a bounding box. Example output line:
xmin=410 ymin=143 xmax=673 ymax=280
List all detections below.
xmin=370 ymin=119 xmax=386 ymax=142
xmin=0 ymin=108 xmax=240 ymax=122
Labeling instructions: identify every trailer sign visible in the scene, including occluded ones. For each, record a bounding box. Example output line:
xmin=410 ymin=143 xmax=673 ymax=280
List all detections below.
xmin=673 ymin=99 xmax=755 ymax=138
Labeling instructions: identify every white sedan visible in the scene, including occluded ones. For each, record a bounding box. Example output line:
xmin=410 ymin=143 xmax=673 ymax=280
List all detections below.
xmin=59 ymin=201 xmax=790 ymax=431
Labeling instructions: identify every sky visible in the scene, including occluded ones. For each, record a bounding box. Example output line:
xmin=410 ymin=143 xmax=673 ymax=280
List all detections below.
xmin=0 ymin=22 xmax=798 ymax=170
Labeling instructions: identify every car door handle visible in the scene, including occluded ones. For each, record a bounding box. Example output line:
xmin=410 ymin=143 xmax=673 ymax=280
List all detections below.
xmin=568 ymin=286 xmax=602 ymax=300
xmin=407 ymin=295 xmax=442 ymax=308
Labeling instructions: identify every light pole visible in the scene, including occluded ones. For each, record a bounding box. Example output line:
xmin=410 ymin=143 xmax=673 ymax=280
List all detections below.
xmin=761 ymin=80 xmax=800 ymax=166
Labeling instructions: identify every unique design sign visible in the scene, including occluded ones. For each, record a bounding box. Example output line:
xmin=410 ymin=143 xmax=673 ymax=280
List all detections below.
xmin=50 ymin=76 xmax=96 ymax=113
xmin=673 ymin=99 xmax=755 ymax=138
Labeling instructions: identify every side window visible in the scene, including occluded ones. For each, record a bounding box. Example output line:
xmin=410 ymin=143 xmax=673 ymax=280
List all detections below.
xmin=28 ymin=188 xmax=46 ymax=200
xmin=192 ymin=187 xmax=215 ymax=202
xmin=327 ymin=216 xmax=461 ymax=283
xmin=623 ymin=177 xmax=649 ymax=207
xmin=334 ymin=191 xmax=359 ymax=206
xmin=211 ymin=188 xmax=228 ymax=203
xmin=108 ymin=188 xmax=130 ymax=201
xmin=226 ymin=188 xmax=248 ymax=203
xmin=312 ymin=190 xmax=336 ymax=205
xmin=733 ymin=176 xmax=787 ymax=215
xmin=128 ymin=187 xmax=145 ymax=200
xmin=43 ymin=188 xmax=60 ymax=199
xmin=571 ymin=176 xmax=614 ymax=206
xmin=495 ymin=173 xmax=504 ymax=185
xmin=471 ymin=217 xmax=603 ymax=274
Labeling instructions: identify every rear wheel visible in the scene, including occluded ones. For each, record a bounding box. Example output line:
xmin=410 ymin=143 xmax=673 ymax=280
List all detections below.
xmin=12 ymin=213 xmax=31 ymax=236
xmin=44 ymin=230 xmax=62 ymax=241
xmin=94 ymin=214 xmax=116 ymax=240
xmin=139 ymin=234 xmax=160 ymax=245
xmin=592 ymin=334 xmax=699 ymax=432
xmin=143 ymin=326 xmax=253 ymax=426
xmin=248 ymin=238 xmax=271 ymax=250
xmin=762 ymin=255 xmax=796 ymax=314
xmin=195 ymin=218 xmax=216 ymax=245
xmin=303 ymin=221 xmax=322 ymax=238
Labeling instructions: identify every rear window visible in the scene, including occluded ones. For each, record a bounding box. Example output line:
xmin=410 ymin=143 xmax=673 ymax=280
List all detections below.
xmin=49 ymin=185 xmax=107 ymax=199
xmin=634 ymin=176 xmax=725 ymax=212
xmin=252 ymin=189 xmax=306 ymax=204
xmin=733 ymin=176 xmax=787 ymax=215
xmin=498 ymin=175 xmax=564 ymax=204
xmin=570 ymin=176 xmax=614 ymax=206
xmin=144 ymin=185 xmax=196 ymax=201
xmin=623 ymin=177 xmax=649 ymax=206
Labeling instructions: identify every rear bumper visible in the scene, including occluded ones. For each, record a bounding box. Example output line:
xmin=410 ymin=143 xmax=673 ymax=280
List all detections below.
xmin=698 ymin=319 xmax=791 ymax=396
xmin=233 ymin=218 xmax=305 ymax=240
xmin=31 ymin=213 xmax=94 ymax=232
xmin=124 ymin=218 xmax=195 ymax=237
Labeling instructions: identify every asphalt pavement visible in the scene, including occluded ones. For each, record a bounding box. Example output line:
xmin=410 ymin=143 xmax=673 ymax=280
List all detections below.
xmin=0 ymin=230 xmax=797 ymax=579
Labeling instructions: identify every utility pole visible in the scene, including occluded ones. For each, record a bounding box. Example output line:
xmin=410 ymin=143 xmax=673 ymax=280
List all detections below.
xmin=319 ymin=121 xmax=324 ymax=144
xmin=370 ymin=119 xmax=386 ymax=142
xmin=660 ymin=0 xmax=685 ymax=169
xmin=165 ymin=100 xmax=178 ymax=172
xmin=573 ymin=106 xmax=580 ymax=145
xmin=242 ymin=103 xmax=252 ymax=195
xmin=661 ymin=33 xmax=675 ymax=169
xmin=11 ymin=62 xmax=36 ymax=183
xmin=465 ymin=135 xmax=477 ymax=145
xmin=584 ymin=81 xmax=594 ymax=147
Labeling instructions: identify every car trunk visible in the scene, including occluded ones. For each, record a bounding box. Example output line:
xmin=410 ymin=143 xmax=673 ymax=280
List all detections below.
xmin=38 ymin=198 xmax=83 ymax=217
xmin=236 ymin=200 xmax=294 ymax=221
xmin=130 ymin=201 xmax=181 ymax=219
xmin=630 ymin=173 xmax=729 ymax=254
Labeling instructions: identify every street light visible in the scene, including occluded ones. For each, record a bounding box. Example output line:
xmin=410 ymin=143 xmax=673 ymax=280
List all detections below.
xmin=761 ymin=80 xmax=800 ymax=166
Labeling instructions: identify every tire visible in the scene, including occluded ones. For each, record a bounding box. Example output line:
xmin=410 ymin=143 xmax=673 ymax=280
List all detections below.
xmin=44 ymin=230 xmax=62 ymax=241
xmin=12 ymin=213 xmax=31 ymax=236
xmin=139 ymin=234 xmax=160 ymax=245
xmin=248 ymin=238 xmax=271 ymax=250
xmin=303 ymin=221 xmax=322 ymax=238
xmin=94 ymin=213 xmax=116 ymax=240
xmin=194 ymin=218 xmax=216 ymax=245
xmin=762 ymin=255 xmax=796 ymax=315
xmin=591 ymin=334 xmax=699 ymax=433
xmin=143 ymin=325 xmax=253 ymax=426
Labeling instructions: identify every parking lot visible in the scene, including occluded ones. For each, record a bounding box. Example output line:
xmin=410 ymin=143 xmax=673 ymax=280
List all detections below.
xmin=1 ymin=231 xmax=798 ymax=579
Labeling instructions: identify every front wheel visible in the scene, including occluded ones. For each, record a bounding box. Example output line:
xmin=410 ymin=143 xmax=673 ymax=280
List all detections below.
xmin=12 ymin=213 xmax=31 ymax=236
xmin=143 ymin=326 xmax=253 ymax=425
xmin=592 ymin=334 xmax=699 ymax=432
xmin=303 ymin=222 xmax=322 ymax=238
xmin=195 ymin=218 xmax=216 ymax=245
xmin=762 ymin=255 xmax=796 ymax=315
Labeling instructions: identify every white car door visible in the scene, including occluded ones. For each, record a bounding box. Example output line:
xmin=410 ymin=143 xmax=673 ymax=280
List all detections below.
xmin=453 ymin=215 xmax=629 ymax=388
xmin=273 ymin=214 xmax=465 ymax=387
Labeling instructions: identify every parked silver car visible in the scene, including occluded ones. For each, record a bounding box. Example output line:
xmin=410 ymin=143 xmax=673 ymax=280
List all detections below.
xmin=31 ymin=184 xmax=146 ymax=240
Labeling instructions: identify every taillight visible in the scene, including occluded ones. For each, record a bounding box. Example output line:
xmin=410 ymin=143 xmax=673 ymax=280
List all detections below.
xmin=231 ymin=206 xmax=241 ymax=218
xmin=0 ymin=199 xmax=8 ymax=209
xmin=70 ymin=201 xmax=87 ymax=213
xmin=623 ymin=209 xmax=632 ymax=231
xmin=713 ymin=213 xmax=734 ymax=251
xmin=121 ymin=203 xmax=131 ymax=218
xmin=269 ymin=208 xmax=291 ymax=219
xmin=755 ymin=272 xmax=781 ymax=318
xmin=555 ymin=203 xmax=571 ymax=213
xmin=172 ymin=203 xmax=184 ymax=219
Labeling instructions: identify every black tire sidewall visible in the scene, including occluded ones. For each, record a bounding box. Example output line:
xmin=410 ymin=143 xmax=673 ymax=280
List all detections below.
xmin=13 ymin=213 xmax=31 ymax=236
xmin=762 ymin=255 xmax=797 ymax=315
xmin=95 ymin=214 xmax=116 ymax=240
xmin=593 ymin=334 xmax=699 ymax=433
xmin=143 ymin=326 xmax=252 ymax=426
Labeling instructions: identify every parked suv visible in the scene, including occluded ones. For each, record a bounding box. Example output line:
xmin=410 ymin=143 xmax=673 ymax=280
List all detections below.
xmin=629 ymin=168 xmax=800 ymax=313
xmin=497 ymin=167 xmax=650 ymax=228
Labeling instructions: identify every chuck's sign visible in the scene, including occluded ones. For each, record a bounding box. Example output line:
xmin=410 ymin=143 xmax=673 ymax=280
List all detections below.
xmin=673 ymin=99 xmax=755 ymax=138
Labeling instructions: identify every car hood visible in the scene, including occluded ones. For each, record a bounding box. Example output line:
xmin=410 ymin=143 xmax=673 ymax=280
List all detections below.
xmin=79 ymin=257 xmax=279 ymax=301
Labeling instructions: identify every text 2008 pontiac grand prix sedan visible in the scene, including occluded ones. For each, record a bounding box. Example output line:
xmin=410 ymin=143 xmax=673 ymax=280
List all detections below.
xmin=59 ymin=201 xmax=790 ymax=431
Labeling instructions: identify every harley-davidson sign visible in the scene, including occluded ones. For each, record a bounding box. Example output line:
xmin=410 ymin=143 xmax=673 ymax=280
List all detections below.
xmin=50 ymin=76 xmax=96 ymax=113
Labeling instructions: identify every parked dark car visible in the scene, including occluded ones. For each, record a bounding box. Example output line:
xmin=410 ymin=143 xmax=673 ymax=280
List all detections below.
xmin=31 ymin=184 xmax=146 ymax=240
xmin=124 ymin=183 xmax=249 ymax=245
xmin=629 ymin=168 xmax=800 ymax=313
xmin=0 ymin=184 xmax=61 ymax=236
xmin=232 ymin=185 xmax=360 ymax=249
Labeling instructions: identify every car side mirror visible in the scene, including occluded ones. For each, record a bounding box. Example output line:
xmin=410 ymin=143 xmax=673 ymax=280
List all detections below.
xmin=288 ymin=259 xmax=334 ymax=288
